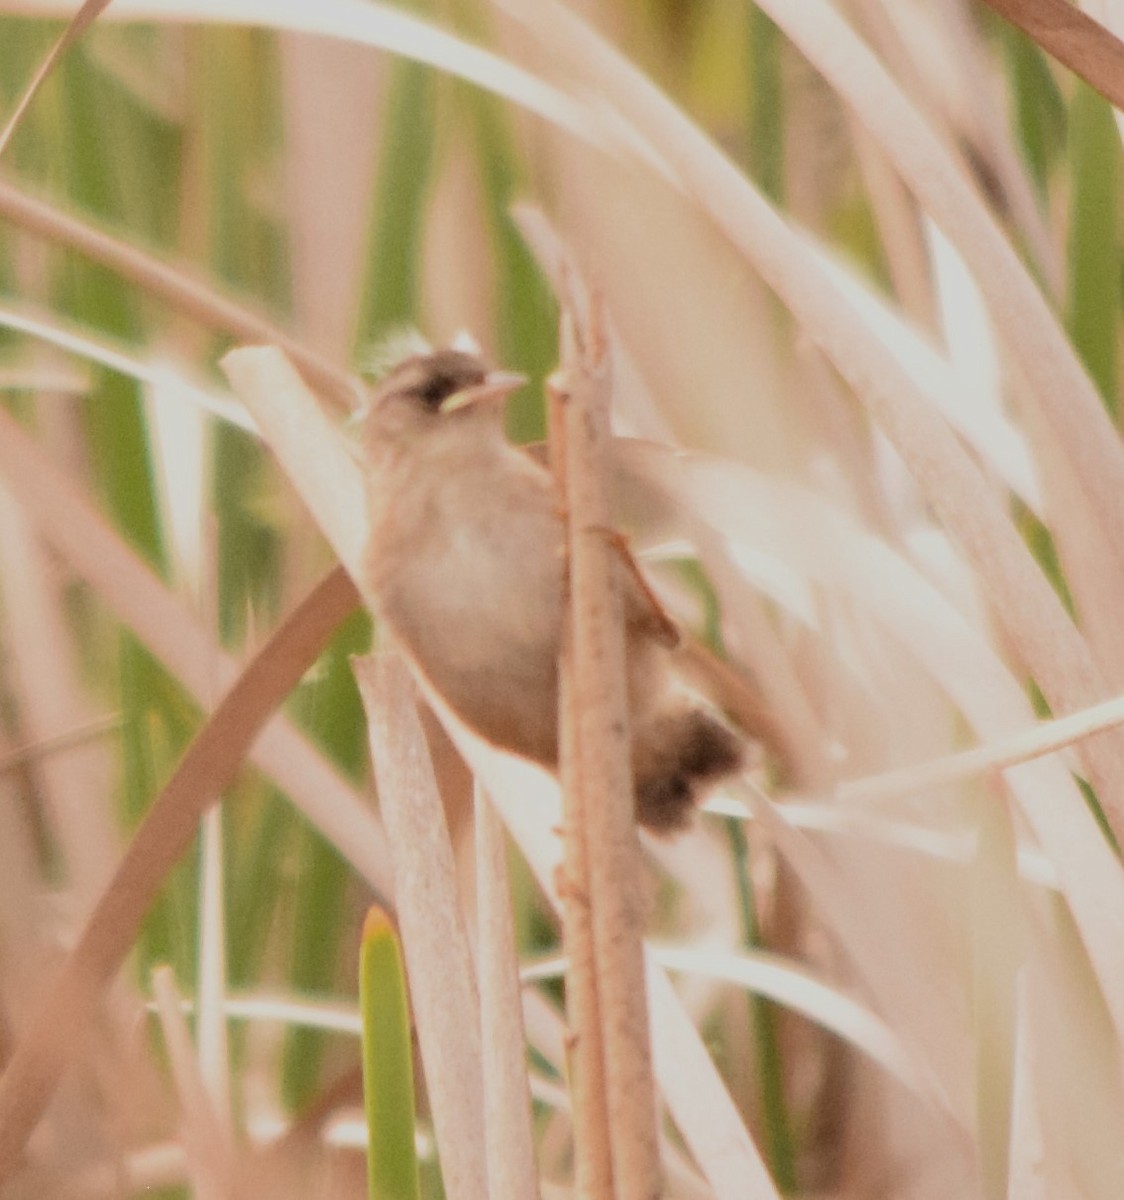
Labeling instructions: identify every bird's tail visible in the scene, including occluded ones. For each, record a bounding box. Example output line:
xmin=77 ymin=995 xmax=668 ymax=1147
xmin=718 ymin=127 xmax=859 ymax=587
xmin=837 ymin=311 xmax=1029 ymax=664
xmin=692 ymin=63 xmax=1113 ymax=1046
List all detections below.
xmin=632 ymin=708 xmax=744 ymax=834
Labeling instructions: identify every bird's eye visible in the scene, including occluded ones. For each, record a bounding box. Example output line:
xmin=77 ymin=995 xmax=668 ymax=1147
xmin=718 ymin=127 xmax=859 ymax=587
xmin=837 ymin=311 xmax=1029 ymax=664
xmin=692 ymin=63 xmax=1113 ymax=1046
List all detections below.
xmin=416 ymin=373 xmax=458 ymax=409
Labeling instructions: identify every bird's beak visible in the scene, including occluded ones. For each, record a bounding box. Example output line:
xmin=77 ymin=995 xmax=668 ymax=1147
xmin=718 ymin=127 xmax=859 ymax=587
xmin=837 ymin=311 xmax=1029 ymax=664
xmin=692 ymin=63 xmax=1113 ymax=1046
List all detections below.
xmin=440 ymin=370 xmax=527 ymax=414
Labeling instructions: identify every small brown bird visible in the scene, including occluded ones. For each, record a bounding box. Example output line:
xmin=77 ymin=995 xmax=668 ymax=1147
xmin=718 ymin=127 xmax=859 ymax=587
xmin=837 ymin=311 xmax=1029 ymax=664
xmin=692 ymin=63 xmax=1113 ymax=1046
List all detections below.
xmin=360 ymin=345 xmax=742 ymax=833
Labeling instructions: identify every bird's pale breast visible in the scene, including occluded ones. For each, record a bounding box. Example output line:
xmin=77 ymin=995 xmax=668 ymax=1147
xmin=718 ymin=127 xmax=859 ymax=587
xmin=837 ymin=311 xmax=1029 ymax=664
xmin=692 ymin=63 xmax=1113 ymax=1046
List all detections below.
xmin=367 ymin=441 xmax=565 ymax=764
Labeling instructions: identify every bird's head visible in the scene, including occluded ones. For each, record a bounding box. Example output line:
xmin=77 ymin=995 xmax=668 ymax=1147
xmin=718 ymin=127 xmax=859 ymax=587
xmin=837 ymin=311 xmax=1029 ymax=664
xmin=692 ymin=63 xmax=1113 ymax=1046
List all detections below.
xmin=361 ymin=348 xmax=526 ymax=454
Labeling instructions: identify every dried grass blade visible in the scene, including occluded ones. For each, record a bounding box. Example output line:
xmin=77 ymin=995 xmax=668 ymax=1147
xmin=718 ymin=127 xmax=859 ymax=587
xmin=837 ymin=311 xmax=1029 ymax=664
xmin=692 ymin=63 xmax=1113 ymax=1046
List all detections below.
xmin=634 ymin=448 xmax=1124 ymax=1049
xmin=0 ymin=713 xmax=119 ymax=780
xmin=0 ymin=566 xmax=360 ymax=1183
xmin=279 ymin=37 xmax=381 ymax=361
xmin=971 ymin=798 xmax=1022 ymax=1200
xmin=748 ymin=0 xmax=1124 ymax=564
xmin=840 ymin=689 xmax=1124 ymax=808
xmin=1007 ymin=976 xmax=1048 ymax=1200
xmin=647 ymin=965 xmax=780 ymax=1199
xmin=475 ymin=784 xmax=541 ymax=1200
xmin=0 ymin=303 xmax=254 ymax=433
xmin=354 ymin=653 xmax=488 ymax=1200
xmin=197 ymin=808 xmax=230 ymax=1128
xmin=808 ymin=240 xmax=1041 ymax=514
xmin=653 ymin=945 xmax=923 ymax=1100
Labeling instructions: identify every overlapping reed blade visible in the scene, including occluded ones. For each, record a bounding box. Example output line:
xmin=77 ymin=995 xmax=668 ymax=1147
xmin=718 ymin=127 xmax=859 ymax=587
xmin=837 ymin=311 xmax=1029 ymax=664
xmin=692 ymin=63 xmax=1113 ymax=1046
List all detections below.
xmin=745 ymin=0 xmax=1124 ymax=808
xmin=0 ymin=406 xmax=387 ymax=886
xmin=636 ymin=448 xmax=1124 ymax=1051
xmin=355 ymin=654 xmax=489 ymax=1200
xmin=494 ymin=0 xmax=1124 ymax=1050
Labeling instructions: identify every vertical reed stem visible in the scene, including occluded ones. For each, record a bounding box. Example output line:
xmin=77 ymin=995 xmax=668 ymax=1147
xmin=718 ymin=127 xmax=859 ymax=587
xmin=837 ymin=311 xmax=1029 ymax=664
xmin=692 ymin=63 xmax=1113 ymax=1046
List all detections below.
xmin=550 ymin=334 xmax=616 ymax=1198
xmin=554 ymin=299 xmax=662 ymax=1198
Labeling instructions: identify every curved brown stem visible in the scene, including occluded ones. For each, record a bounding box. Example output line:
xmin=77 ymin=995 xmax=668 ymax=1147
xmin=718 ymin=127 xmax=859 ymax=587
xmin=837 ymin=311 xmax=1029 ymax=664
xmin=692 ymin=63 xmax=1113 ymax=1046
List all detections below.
xmin=0 ymin=565 xmax=364 ymax=1183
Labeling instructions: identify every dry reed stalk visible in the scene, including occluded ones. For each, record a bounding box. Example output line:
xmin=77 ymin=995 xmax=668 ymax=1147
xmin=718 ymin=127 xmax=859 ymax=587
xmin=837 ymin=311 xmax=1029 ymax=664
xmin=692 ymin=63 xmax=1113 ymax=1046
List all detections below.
xmin=354 ymin=653 xmax=489 ymax=1200
xmin=474 ymin=783 xmax=542 ymax=1200
xmin=0 ymin=174 xmax=357 ymax=408
xmin=550 ymin=358 xmax=615 ymax=1199
xmin=0 ymin=0 xmax=114 ymax=157
xmin=554 ymin=302 xmax=662 ymax=1198
xmin=977 ymin=0 xmax=1124 ymax=110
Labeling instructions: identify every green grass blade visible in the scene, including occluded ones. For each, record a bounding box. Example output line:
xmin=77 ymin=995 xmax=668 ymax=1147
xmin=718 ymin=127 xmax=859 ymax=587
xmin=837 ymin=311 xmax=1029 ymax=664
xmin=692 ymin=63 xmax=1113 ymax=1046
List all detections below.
xmin=469 ymin=85 xmax=556 ymax=442
xmin=356 ymin=6 xmax=437 ymax=344
xmin=1001 ymin=28 xmax=1065 ymax=194
xmin=746 ymin=7 xmax=785 ymax=204
xmin=451 ymin=0 xmax=555 ymax=441
xmin=1067 ymin=82 xmax=1120 ymax=417
xmin=360 ymin=907 xmax=421 ymax=1200
xmin=726 ymin=816 xmax=797 ymax=1194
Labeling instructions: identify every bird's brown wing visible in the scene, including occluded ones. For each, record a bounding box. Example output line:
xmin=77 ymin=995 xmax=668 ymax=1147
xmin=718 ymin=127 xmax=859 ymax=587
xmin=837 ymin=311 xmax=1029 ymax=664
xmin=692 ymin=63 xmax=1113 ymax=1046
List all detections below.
xmin=519 ymin=438 xmax=678 ymax=647
xmin=610 ymin=533 xmax=680 ymax=649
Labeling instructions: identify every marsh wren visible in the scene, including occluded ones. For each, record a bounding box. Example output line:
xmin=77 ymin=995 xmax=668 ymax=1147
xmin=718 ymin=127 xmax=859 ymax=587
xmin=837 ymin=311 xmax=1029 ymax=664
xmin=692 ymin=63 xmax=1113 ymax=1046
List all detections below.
xmin=360 ymin=346 xmax=742 ymax=833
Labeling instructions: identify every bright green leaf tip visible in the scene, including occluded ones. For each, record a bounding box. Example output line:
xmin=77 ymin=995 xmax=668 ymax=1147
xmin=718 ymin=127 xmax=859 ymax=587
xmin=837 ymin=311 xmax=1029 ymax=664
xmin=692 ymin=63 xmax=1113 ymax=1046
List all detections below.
xmin=360 ymin=906 xmax=421 ymax=1200
xmin=362 ymin=905 xmax=395 ymax=944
